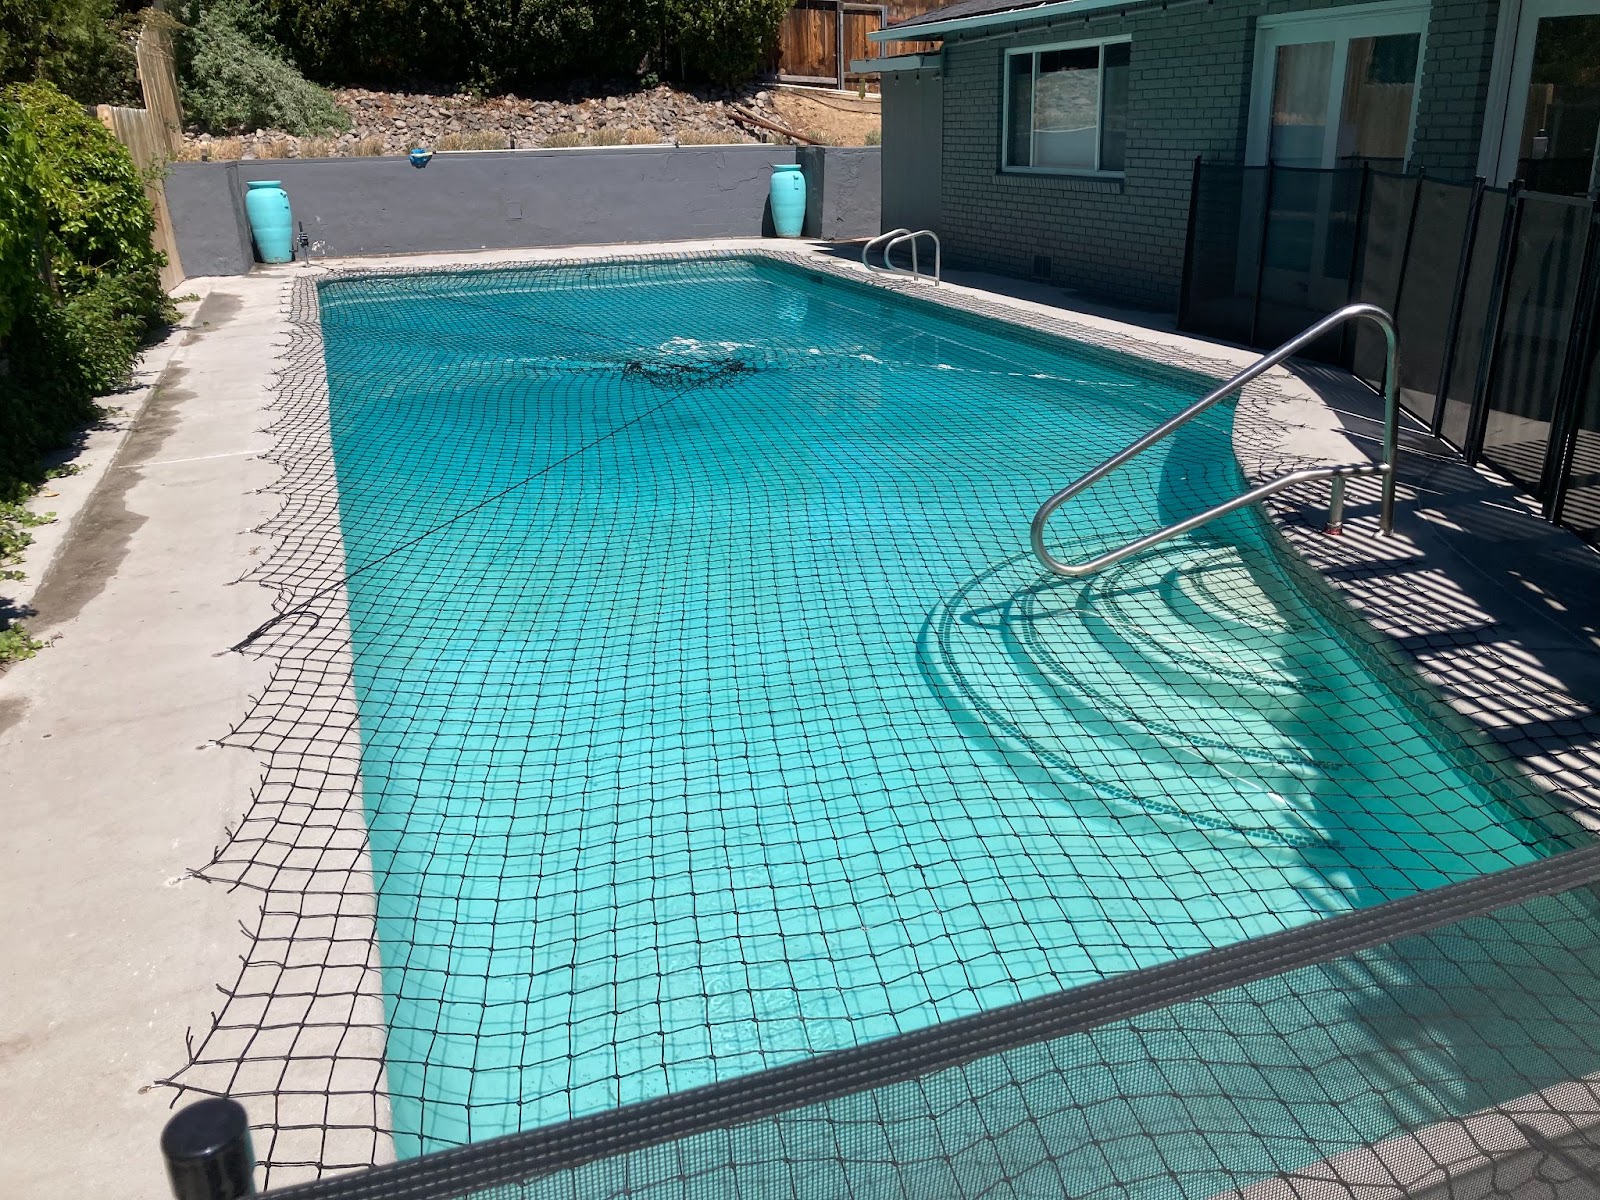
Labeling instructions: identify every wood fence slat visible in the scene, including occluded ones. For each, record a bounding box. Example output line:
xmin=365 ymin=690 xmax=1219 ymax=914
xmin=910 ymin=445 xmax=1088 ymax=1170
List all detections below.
xmin=97 ymin=104 xmax=185 ymax=289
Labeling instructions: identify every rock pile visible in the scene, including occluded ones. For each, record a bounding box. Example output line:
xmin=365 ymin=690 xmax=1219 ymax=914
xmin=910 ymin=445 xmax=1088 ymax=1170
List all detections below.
xmin=180 ymin=84 xmax=800 ymax=159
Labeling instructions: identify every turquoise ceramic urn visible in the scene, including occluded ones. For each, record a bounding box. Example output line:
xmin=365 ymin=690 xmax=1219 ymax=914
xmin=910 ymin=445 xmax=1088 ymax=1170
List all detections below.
xmin=769 ymin=164 xmax=806 ymax=238
xmin=244 ymin=180 xmax=294 ymax=264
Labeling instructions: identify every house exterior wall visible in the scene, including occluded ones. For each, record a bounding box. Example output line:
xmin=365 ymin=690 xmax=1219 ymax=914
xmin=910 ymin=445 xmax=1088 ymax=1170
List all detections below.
xmin=928 ymin=0 xmax=1502 ymax=310
xmin=882 ymin=67 xmax=945 ymax=232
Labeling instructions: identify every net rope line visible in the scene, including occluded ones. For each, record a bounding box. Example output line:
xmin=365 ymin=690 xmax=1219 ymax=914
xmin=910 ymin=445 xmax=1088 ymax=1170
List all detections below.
xmin=226 ymin=268 xmax=1101 ymax=656
xmin=159 ymin=248 xmax=1596 ymax=1191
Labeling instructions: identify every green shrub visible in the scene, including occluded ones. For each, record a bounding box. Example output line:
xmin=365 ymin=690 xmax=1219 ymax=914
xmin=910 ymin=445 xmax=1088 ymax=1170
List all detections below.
xmin=667 ymin=0 xmax=789 ymax=86
xmin=0 ymin=81 xmax=169 ymax=494
xmin=0 ymin=93 xmax=42 ymax=346
xmin=8 ymin=80 xmax=167 ymax=330
xmin=177 ymin=0 xmax=351 ymax=135
xmin=0 ymin=0 xmax=140 ymax=105
xmin=273 ymin=0 xmax=789 ymax=90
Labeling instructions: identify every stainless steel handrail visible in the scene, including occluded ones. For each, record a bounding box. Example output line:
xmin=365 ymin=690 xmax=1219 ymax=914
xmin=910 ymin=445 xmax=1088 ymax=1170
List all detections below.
xmin=885 ymin=229 xmax=941 ymax=284
xmin=1030 ymin=302 xmax=1400 ymax=578
xmin=863 ymin=228 xmax=911 ymax=272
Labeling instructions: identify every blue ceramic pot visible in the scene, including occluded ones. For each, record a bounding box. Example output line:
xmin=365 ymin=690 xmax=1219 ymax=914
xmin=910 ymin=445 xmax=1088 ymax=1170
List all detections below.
xmin=769 ymin=164 xmax=806 ymax=238
xmin=244 ymin=180 xmax=293 ymax=264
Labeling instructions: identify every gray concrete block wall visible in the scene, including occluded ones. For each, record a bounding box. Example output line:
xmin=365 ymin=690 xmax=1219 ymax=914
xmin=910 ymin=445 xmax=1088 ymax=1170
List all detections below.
xmin=167 ymin=144 xmax=883 ymax=278
xmin=798 ymin=145 xmax=884 ymax=239
xmin=935 ymin=0 xmax=1503 ymax=312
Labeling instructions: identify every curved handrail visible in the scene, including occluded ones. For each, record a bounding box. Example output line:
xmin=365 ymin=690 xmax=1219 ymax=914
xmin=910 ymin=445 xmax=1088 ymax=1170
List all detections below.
xmin=1031 ymin=302 xmax=1400 ymax=578
xmin=862 ymin=228 xmax=911 ymax=272
xmin=886 ymin=229 xmax=941 ymax=285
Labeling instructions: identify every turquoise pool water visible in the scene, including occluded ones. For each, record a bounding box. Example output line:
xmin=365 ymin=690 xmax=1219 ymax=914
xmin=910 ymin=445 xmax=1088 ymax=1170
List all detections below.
xmin=315 ymin=257 xmax=1577 ymax=1157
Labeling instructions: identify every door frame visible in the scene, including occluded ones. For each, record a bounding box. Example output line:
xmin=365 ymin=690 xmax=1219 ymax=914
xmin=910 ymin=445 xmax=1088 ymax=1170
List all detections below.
xmin=1478 ymin=0 xmax=1600 ymax=185
xmin=1245 ymin=0 xmax=1431 ymax=168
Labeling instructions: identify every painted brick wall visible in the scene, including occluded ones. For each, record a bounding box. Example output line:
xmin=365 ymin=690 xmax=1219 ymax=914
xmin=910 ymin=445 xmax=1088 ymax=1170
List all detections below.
xmin=1412 ymin=0 xmax=1502 ymax=178
xmin=934 ymin=0 xmax=1500 ymax=311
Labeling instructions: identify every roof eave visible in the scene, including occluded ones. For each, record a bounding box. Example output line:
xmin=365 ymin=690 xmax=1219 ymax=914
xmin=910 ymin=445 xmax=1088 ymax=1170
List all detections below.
xmin=869 ymin=0 xmax=1128 ymax=42
xmin=850 ymin=54 xmax=942 ymax=73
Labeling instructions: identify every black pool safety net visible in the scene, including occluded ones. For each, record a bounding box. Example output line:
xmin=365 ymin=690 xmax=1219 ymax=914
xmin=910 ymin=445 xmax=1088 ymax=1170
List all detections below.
xmin=168 ymin=253 xmax=1600 ymax=1200
xmin=261 ymin=844 xmax=1600 ymax=1200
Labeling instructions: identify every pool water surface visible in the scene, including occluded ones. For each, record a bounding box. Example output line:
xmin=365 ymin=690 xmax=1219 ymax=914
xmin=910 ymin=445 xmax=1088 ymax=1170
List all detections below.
xmin=314 ymin=256 xmax=1579 ymax=1154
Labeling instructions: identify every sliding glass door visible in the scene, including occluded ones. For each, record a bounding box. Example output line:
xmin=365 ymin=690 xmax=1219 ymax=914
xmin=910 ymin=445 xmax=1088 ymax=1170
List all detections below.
xmin=1490 ymin=0 xmax=1600 ymax=196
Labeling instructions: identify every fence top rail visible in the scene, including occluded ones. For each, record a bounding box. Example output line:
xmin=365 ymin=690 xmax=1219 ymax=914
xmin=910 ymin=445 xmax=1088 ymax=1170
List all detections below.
xmin=1517 ymin=188 xmax=1597 ymax=208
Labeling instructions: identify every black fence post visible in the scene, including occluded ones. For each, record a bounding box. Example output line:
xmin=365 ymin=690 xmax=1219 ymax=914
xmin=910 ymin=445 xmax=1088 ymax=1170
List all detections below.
xmin=1177 ymin=155 xmax=1203 ymax=332
xmin=1464 ymin=180 xmax=1525 ymax=464
xmin=1432 ymin=176 xmax=1486 ymax=439
xmin=1248 ymin=162 xmax=1275 ymax=349
xmin=1540 ymin=196 xmax=1600 ymax=522
xmin=1391 ymin=168 xmax=1426 ymax=324
xmin=1341 ymin=162 xmax=1372 ymax=367
xmin=161 ymin=1098 xmax=258 ymax=1200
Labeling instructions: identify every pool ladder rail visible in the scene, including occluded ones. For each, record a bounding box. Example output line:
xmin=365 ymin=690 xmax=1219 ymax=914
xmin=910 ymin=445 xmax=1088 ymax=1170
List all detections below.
xmin=1031 ymin=303 xmax=1400 ymax=578
xmin=863 ymin=228 xmax=941 ymax=285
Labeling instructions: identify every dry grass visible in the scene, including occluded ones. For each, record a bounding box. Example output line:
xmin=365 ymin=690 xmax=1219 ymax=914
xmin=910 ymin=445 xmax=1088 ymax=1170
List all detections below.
xmin=623 ymin=127 xmax=663 ymax=145
xmin=588 ymin=128 xmax=626 ymax=146
xmin=675 ymin=128 xmax=739 ymax=145
xmin=182 ymin=137 xmax=242 ymax=161
xmin=349 ymin=136 xmax=387 ymax=156
xmin=257 ymin=136 xmax=297 ymax=159
xmin=300 ymin=136 xmax=338 ymax=158
xmin=437 ymin=130 xmax=509 ymax=151
xmin=542 ymin=131 xmax=584 ymax=148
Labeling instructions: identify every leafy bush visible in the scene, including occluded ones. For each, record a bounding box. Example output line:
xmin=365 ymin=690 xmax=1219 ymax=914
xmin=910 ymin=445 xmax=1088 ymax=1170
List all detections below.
xmin=0 ymin=89 xmax=42 ymax=346
xmin=667 ymin=0 xmax=789 ymax=86
xmin=177 ymin=0 xmax=351 ymax=135
xmin=273 ymin=0 xmax=788 ymax=90
xmin=9 ymin=80 xmax=167 ymax=330
xmin=0 ymin=82 xmax=169 ymax=539
xmin=0 ymin=0 xmax=140 ymax=105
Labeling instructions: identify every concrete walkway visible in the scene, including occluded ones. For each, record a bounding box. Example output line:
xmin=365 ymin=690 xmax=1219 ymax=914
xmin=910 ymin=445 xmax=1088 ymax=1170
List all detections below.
xmin=0 ymin=281 xmax=281 ymax=1196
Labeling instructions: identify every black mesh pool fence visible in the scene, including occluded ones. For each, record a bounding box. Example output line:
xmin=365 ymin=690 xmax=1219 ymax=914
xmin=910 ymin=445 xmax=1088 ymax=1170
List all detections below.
xmin=180 ymin=841 xmax=1600 ymax=1200
xmin=1178 ymin=157 xmax=1600 ymax=548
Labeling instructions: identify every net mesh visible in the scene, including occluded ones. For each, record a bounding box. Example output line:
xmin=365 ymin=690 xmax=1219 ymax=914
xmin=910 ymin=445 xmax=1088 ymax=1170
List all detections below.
xmin=260 ymin=855 xmax=1600 ymax=1200
xmin=161 ymin=251 xmax=1592 ymax=1191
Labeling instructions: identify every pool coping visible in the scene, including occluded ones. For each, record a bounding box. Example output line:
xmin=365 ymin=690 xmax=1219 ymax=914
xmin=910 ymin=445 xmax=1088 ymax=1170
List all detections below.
xmin=182 ymin=240 xmax=1600 ymax=1184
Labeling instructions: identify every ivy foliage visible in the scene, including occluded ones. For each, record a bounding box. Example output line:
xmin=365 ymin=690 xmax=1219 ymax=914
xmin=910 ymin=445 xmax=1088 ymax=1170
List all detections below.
xmin=274 ymin=0 xmax=791 ymax=90
xmin=175 ymin=0 xmax=351 ymax=135
xmin=0 ymin=82 xmax=169 ymax=568
xmin=0 ymin=0 xmax=141 ymax=105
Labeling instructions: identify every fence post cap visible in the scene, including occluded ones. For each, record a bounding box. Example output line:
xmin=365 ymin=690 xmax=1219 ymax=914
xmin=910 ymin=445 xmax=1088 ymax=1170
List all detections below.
xmin=160 ymin=1097 xmax=251 ymax=1161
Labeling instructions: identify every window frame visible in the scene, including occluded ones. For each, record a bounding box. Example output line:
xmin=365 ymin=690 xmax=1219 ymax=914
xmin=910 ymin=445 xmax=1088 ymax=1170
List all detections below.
xmin=1244 ymin=0 xmax=1431 ymax=169
xmin=1001 ymin=34 xmax=1133 ymax=178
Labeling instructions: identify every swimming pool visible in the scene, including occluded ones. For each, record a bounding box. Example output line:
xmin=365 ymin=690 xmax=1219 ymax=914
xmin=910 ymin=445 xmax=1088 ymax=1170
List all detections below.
xmin=314 ymin=255 xmax=1579 ymax=1155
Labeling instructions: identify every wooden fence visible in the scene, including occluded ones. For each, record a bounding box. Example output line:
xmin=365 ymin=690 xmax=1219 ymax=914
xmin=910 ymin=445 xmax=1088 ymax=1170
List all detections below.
xmin=97 ymin=14 xmax=184 ymax=288
xmin=775 ymin=0 xmax=942 ymax=88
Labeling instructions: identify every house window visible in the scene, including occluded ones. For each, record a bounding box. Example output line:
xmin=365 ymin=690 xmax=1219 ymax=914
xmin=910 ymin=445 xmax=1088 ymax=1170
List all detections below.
xmin=1004 ymin=39 xmax=1131 ymax=174
xmin=1247 ymin=1 xmax=1428 ymax=169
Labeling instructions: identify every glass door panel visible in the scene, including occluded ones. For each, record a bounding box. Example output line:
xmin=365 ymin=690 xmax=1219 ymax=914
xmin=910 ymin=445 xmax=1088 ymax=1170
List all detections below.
xmin=1338 ymin=32 xmax=1421 ymax=168
xmin=1270 ymin=41 xmax=1335 ymax=166
xmin=1517 ymin=14 xmax=1600 ymax=195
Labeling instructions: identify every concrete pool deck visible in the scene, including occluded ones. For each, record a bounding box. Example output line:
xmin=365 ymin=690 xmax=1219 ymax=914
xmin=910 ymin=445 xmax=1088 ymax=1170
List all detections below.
xmin=2 ymin=238 xmax=1598 ymax=1194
